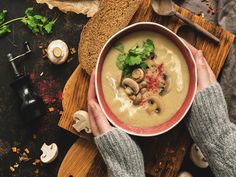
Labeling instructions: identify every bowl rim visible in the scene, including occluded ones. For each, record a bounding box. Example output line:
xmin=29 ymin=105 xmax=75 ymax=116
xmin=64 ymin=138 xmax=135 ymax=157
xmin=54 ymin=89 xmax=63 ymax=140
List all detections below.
xmin=95 ymin=22 xmax=197 ymax=137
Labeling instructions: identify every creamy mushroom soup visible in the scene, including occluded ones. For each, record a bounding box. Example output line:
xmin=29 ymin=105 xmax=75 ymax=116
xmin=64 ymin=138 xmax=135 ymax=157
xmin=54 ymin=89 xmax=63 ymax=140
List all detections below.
xmin=102 ymin=31 xmax=189 ymax=128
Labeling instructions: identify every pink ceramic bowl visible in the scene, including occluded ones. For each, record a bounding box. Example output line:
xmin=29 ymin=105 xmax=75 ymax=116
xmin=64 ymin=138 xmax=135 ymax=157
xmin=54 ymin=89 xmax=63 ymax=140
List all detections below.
xmin=95 ymin=22 xmax=197 ymax=136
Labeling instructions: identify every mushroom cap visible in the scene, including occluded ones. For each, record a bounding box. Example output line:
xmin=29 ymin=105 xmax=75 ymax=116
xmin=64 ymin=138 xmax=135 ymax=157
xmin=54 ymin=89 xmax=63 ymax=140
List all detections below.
xmin=159 ymin=74 xmax=171 ymax=96
xmin=177 ymin=171 xmax=193 ymax=177
xmin=190 ymin=144 xmax=209 ymax=168
xmin=47 ymin=39 xmax=69 ymax=64
xmin=40 ymin=143 xmax=58 ymax=163
xmin=122 ymin=78 xmax=140 ymax=95
xmin=73 ymin=110 xmax=91 ymax=133
xmin=146 ymin=96 xmax=163 ymax=114
xmin=132 ymin=68 xmax=145 ymax=82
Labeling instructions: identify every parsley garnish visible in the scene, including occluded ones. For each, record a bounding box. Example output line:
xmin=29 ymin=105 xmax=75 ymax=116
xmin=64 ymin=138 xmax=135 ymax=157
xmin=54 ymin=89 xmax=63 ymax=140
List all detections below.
xmin=0 ymin=8 xmax=56 ymax=37
xmin=114 ymin=39 xmax=155 ymax=76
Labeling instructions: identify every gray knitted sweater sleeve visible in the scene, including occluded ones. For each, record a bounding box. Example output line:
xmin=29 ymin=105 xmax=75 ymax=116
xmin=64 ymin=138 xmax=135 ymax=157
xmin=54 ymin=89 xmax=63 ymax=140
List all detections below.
xmin=94 ymin=128 xmax=145 ymax=177
xmin=95 ymin=82 xmax=236 ymax=177
xmin=186 ymin=82 xmax=236 ymax=177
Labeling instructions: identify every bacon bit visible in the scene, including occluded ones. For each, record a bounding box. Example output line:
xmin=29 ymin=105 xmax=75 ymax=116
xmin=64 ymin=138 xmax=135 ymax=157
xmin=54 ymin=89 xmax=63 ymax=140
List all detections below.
xmin=11 ymin=147 xmax=17 ymax=153
xmin=24 ymin=148 xmax=30 ymax=154
xmin=48 ymin=107 xmax=55 ymax=112
xmin=9 ymin=166 xmax=15 ymax=172
xmin=145 ymin=63 xmax=164 ymax=93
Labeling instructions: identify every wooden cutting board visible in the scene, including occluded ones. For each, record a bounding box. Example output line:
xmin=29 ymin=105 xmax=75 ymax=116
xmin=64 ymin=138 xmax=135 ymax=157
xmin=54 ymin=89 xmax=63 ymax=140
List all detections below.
xmin=58 ymin=1 xmax=234 ymax=177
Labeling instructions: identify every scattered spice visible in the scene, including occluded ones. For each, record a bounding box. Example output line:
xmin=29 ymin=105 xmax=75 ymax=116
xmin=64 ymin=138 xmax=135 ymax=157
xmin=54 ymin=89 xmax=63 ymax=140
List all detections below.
xmin=34 ymin=168 xmax=40 ymax=174
xmin=33 ymin=134 xmax=37 ymax=139
xmin=33 ymin=159 xmax=41 ymax=165
xmin=11 ymin=147 xmax=17 ymax=153
xmin=70 ymin=47 xmax=76 ymax=55
xmin=13 ymin=163 xmax=19 ymax=168
xmin=67 ymin=57 xmax=73 ymax=63
xmin=59 ymin=110 xmax=63 ymax=115
xmin=24 ymin=148 xmax=30 ymax=154
xmin=48 ymin=107 xmax=55 ymax=112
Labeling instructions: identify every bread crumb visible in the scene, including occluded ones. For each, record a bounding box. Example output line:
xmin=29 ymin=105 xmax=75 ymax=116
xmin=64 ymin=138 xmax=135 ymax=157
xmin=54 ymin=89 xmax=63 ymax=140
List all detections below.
xmin=11 ymin=147 xmax=17 ymax=153
xmin=24 ymin=148 xmax=30 ymax=154
xmin=48 ymin=107 xmax=55 ymax=112
xmin=70 ymin=47 xmax=77 ymax=55
xmin=34 ymin=168 xmax=40 ymax=174
xmin=9 ymin=166 xmax=15 ymax=172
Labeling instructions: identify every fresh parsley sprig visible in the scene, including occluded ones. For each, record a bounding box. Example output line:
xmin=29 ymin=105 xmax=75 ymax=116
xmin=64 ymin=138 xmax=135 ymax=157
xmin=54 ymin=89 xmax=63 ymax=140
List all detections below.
xmin=0 ymin=8 xmax=56 ymax=37
xmin=114 ymin=39 xmax=155 ymax=76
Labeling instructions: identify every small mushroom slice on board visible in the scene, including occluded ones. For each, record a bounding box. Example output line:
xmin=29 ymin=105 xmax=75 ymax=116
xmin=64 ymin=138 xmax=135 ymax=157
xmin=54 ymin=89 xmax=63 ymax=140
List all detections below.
xmin=73 ymin=110 xmax=91 ymax=133
xmin=40 ymin=143 xmax=58 ymax=163
xmin=190 ymin=143 xmax=209 ymax=168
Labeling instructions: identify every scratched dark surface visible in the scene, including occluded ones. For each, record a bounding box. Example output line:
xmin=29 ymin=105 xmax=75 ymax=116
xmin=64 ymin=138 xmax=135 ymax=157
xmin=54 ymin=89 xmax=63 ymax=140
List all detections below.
xmin=0 ymin=1 xmax=214 ymax=177
xmin=0 ymin=0 xmax=88 ymax=177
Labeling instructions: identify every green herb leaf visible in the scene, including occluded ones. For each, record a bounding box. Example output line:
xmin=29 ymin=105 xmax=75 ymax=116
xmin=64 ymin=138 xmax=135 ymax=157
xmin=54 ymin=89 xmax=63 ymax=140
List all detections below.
xmin=43 ymin=21 xmax=55 ymax=34
xmin=22 ymin=7 xmax=56 ymax=35
xmin=114 ymin=42 xmax=124 ymax=53
xmin=116 ymin=53 xmax=127 ymax=70
xmin=0 ymin=25 xmax=11 ymax=37
xmin=115 ymin=39 xmax=155 ymax=76
xmin=125 ymin=55 xmax=142 ymax=66
xmin=142 ymin=39 xmax=155 ymax=58
xmin=0 ymin=10 xmax=7 ymax=25
xmin=25 ymin=7 xmax=33 ymax=16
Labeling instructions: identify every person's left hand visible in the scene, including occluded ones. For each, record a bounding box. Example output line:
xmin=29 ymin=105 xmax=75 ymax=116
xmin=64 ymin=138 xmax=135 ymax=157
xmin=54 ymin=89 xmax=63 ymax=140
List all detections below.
xmin=87 ymin=70 xmax=113 ymax=137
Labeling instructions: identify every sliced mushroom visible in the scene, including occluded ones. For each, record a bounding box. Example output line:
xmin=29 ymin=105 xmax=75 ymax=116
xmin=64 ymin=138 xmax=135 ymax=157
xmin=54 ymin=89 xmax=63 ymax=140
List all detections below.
xmin=140 ymin=88 xmax=147 ymax=94
xmin=159 ymin=73 xmax=171 ymax=96
xmin=124 ymin=87 xmax=134 ymax=96
xmin=133 ymin=93 xmax=142 ymax=105
xmin=131 ymin=68 xmax=145 ymax=83
xmin=40 ymin=143 xmax=58 ymax=163
xmin=122 ymin=78 xmax=140 ymax=95
xmin=177 ymin=171 xmax=193 ymax=177
xmin=139 ymin=80 xmax=147 ymax=89
xmin=146 ymin=96 xmax=163 ymax=114
xmin=144 ymin=59 xmax=156 ymax=68
xmin=190 ymin=144 xmax=209 ymax=168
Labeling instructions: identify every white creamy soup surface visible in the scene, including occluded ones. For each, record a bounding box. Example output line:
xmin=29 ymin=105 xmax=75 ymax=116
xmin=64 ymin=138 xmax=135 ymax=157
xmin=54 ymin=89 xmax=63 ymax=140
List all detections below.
xmin=102 ymin=31 xmax=189 ymax=128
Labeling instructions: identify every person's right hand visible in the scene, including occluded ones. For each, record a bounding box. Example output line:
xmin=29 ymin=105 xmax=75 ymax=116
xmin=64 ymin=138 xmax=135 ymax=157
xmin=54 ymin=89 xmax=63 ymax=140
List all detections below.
xmin=183 ymin=41 xmax=216 ymax=92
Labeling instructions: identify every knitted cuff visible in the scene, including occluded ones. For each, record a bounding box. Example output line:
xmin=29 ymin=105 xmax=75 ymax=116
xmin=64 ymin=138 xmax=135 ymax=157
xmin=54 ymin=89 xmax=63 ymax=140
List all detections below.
xmin=94 ymin=128 xmax=145 ymax=177
xmin=186 ymin=82 xmax=230 ymax=143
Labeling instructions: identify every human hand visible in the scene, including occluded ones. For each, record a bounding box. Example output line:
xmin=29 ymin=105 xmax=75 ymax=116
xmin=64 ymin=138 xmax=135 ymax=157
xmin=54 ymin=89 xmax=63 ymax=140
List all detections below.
xmin=184 ymin=41 xmax=216 ymax=92
xmin=87 ymin=70 xmax=113 ymax=137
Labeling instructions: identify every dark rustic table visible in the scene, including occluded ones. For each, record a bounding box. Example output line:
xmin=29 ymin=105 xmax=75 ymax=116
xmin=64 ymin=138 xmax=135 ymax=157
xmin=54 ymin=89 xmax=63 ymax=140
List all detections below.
xmin=0 ymin=1 xmax=213 ymax=177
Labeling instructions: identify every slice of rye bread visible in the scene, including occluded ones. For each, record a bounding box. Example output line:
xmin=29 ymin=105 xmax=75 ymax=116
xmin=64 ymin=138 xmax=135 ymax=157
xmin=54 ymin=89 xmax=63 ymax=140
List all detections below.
xmin=78 ymin=0 xmax=142 ymax=74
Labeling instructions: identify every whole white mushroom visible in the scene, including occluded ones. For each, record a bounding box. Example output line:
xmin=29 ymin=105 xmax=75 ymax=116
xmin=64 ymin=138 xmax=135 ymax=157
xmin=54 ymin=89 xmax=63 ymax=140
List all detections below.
xmin=190 ymin=143 xmax=209 ymax=168
xmin=47 ymin=39 xmax=69 ymax=64
xmin=177 ymin=171 xmax=193 ymax=177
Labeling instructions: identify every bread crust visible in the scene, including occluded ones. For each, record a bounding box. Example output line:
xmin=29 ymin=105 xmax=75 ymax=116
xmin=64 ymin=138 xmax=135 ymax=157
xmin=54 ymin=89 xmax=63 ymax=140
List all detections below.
xmin=78 ymin=0 xmax=142 ymax=74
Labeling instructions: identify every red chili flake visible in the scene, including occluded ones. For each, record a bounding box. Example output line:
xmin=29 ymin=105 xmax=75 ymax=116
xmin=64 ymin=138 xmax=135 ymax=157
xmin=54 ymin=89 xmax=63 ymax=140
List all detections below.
xmin=207 ymin=9 xmax=211 ymax=14
xmin=57 ymin=91 xmax=63 ymax=100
